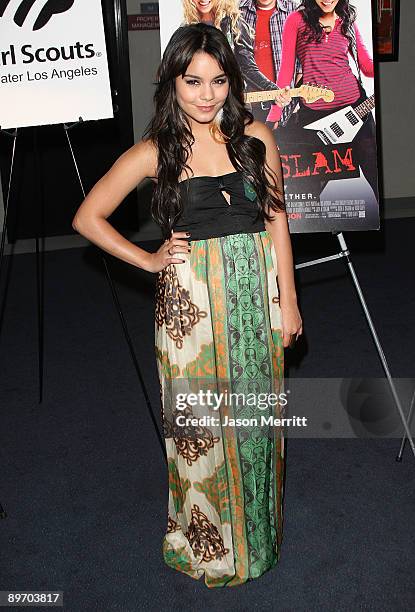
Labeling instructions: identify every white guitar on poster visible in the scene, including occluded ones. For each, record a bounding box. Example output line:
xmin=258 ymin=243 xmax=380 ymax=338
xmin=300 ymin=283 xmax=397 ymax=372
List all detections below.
xmin=303 ymin=94 xmax=376 ymax=144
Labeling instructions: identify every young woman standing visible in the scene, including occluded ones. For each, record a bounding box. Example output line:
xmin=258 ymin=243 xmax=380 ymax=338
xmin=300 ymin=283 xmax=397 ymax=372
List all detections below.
xmin=72 ymin=23 xmax=302 ymax=587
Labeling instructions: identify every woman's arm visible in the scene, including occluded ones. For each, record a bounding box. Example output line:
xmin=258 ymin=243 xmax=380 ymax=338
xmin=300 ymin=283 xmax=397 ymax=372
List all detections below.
xmin=72 ymin=140 xmax=188 ymax=272
xmin=266 ymin=11 xmax=300 ymax=123
xmin=72 ymin=140 xmax=157 ymax=270
xmin=245 ymin=120 xmax=303 ymax=346
xmin=353 ymin=22 xmax=374 ymax=77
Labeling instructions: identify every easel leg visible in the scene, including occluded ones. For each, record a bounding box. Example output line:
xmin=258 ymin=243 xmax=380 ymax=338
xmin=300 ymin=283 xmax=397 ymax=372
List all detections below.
xmin=0 ymin=128 xmax=18 ymax=520
xmin=33 ymin=126 xmax=45 ymax=404
xmin=0 ymin=128 xmax=45 ymax=405
xmin=101 ymin=256 xmax=166 ymax=464
xmin=64 ymin=122 xmax=166 ymax=464
xmin=396 ymin=389 xmax=415 ymax=462
xmin=334 ymin=232 xmax=415 ymax=459
xmin=0 ymin=128 xmax=18 ymax=283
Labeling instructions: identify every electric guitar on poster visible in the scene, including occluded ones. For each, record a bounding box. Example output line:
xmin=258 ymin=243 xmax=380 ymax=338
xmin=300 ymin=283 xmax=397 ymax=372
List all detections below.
xmin=244 ymin=84 xmax=335 ymax=106
xmin=303 ymin=94 xmax=376 ymax=144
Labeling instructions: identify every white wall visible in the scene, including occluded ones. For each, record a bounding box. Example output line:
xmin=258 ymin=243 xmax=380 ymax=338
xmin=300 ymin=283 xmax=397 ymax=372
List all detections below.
xmin=127 ymin=0 xmax=162 ymax=142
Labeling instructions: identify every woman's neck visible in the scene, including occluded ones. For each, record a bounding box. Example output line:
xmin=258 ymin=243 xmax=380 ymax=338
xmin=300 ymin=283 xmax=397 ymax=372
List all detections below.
xmin=199 ymin=12 xmax=214 ymax=23
xmin=319 ymin=11 xmax=338 ymax=27
xmin=189 ymin=120 xmax=215 ymax=139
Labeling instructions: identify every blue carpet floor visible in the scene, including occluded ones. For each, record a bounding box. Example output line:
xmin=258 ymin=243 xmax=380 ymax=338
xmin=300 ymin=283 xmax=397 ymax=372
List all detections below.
xmin=0 ymin=218 xmax=414 ymax=611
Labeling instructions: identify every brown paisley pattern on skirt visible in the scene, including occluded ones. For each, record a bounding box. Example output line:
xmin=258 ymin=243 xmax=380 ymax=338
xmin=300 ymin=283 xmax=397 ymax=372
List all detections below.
xmin=185 ymin=504 xmax=230 ymax=562
xmin=155 ymin=264 xmax=208 ymax=349
xmin=155 ymin=231 xmax=285 ymax=588
xmin=163 ymin=404 xmax=220 ymax=467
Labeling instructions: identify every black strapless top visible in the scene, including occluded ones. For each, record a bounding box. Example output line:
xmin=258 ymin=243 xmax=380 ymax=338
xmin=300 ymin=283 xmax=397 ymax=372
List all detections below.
xmin=173 ymin=171 xmax=266 ymax=241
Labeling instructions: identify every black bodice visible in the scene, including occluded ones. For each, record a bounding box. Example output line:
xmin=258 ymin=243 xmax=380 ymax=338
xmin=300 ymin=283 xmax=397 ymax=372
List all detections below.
xmin=173 ymin=171 xmax=266 ymax=241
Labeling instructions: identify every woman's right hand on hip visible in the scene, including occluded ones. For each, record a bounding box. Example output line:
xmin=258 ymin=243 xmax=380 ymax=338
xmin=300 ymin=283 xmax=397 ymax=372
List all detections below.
xmin=146 ymin=231 xmax=191 ymax=273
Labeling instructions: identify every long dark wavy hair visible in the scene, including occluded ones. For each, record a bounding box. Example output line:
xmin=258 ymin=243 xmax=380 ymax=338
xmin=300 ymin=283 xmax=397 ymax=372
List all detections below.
xmin=299 ymin=0 xmax=356 ymax=44
xmin=143 ymin=23 xmax=285 ymax=241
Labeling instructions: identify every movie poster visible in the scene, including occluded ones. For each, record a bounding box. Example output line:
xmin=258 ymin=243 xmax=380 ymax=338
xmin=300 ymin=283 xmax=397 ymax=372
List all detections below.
xmin=159 ymin=0 xmax=380 ymax=233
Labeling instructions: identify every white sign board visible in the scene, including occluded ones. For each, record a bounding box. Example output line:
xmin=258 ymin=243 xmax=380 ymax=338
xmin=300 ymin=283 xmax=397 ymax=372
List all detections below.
xmin=0 ymin=0 xmax=113 ymax=129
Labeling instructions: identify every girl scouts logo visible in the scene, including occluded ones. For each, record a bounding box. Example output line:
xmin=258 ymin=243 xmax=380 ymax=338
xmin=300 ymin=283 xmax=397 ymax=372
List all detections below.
xmin=0 ymin=0 xmax=75 ymax=30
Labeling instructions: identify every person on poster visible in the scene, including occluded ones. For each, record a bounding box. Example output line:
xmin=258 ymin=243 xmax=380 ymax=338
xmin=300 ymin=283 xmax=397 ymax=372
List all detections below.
xmin=72 ymin=22 xmax=302 ymax=587
xmin=239 ymin=0 xmax=301 ymax=124
xmin=266 ymin=0 xmax=377 ymax=198
xmin=181 ymin=0 xmax=288 ymax=98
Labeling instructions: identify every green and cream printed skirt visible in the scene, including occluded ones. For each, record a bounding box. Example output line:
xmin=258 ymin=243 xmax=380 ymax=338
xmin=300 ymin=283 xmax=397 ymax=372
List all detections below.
xmin=154 ymin=230 xmax=285 ymax=588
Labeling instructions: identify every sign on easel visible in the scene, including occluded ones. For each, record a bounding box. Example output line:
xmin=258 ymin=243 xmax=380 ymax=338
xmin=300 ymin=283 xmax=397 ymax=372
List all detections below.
xmin=158 ymin=0 xmax=380 ymax=233
xmin=0 ymin=0 xmax=113 ymax=129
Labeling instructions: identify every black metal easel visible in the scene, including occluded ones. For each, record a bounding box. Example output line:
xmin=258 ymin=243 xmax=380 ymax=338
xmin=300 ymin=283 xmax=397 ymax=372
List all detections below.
xmin=295 ymin=231 xmax=414 ymax=461
xmin=0 ymin=121 xmax=167 ymax=518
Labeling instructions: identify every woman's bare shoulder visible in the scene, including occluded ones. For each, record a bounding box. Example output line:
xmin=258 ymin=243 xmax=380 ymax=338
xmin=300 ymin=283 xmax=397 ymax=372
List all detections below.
xmin=244 ymin=119 xmax=281 ymax=180
xmin=244 ymin=119 xmax=275 ymax=146
xmin=126 ymin=138 xmax=158 ymax=181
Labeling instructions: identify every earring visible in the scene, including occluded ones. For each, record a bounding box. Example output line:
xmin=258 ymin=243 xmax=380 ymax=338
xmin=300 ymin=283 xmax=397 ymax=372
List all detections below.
xmin=209 ymin=107 xmax=229 ymax=144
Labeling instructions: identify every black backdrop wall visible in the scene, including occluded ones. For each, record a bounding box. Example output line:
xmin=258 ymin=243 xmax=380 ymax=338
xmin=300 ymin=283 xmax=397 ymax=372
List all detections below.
xmin=0 ymin=0 xmax=137 ymax=242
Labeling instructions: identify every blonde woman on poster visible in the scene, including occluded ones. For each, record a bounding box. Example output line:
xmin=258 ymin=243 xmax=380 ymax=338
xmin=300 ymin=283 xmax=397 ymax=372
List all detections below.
xmin=73 ymin=22 xmax=302 ymax=587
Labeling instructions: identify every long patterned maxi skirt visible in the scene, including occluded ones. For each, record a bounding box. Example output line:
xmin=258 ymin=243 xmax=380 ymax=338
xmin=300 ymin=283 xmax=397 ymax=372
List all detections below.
xmin=154 ymin=230 xmax=285 ymax=588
